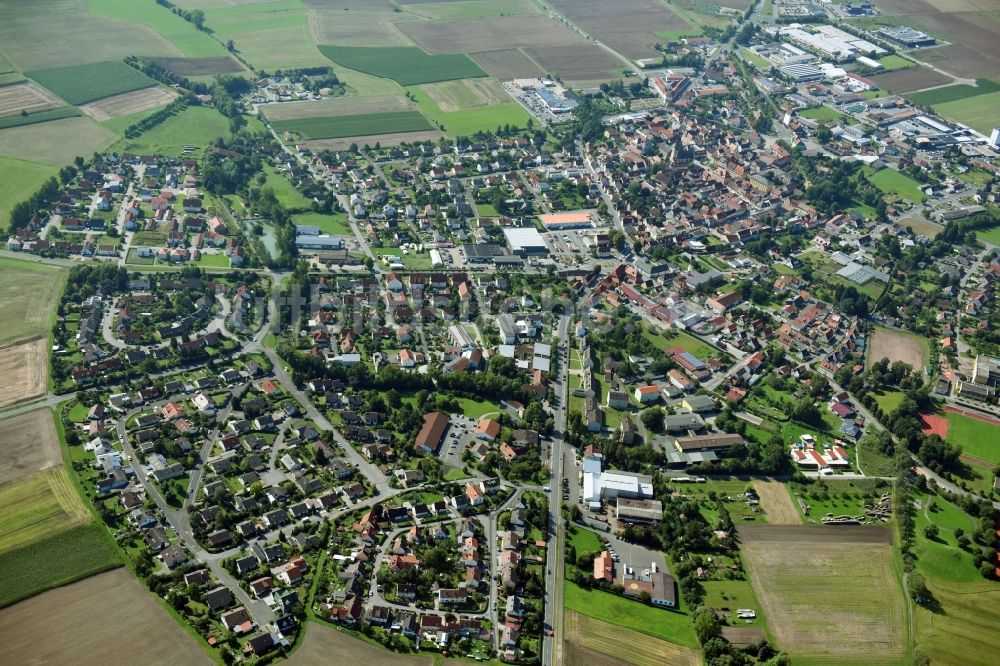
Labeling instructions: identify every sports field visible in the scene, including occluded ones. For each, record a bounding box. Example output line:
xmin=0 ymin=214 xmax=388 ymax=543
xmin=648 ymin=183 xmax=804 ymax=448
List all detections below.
xmin=0 ymin=258 xmax=67 ymax=345
xmin=564 ymin=610 xmax=700 ymax=666
xmin=0 ymin=568 xmax=210 ymax=663
xmin=271 ymin=111 xmax=434 ymax=140
xmin=319 ymin=45 xmax=487 ymax=86
xmin=799 ymin=105 xmax=852 ymax=123
xmin=26 ymin=60 xmax=156 ymax=106
xmin=864 ymin=166 xmax=925 ymax=203
xmin=563 ymin=582 xmax=699 ymax=648
xmin=740 ymin=525 xmax=904 ymax=664
xmin=867 ymin=326 xmax=928 ymax=372
xmin=0 ymin=157 xmax=57 ymax=226
xmin=943 ymin=408 xmax=1000 ymax=465
xmin=294 ymin=212 xmax=352 ymax=236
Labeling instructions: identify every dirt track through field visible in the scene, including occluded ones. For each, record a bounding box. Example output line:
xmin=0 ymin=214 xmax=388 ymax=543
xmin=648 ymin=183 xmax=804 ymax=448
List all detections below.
xmin=0 ymin=335 xmax=46 ymax=409
xmin=752 ymin=479 xmax=802 ymax=524
xmin=0 ymin=569 xmax=212 ymax=665
xmin=0 ymin=408 xmax=60 ymax=486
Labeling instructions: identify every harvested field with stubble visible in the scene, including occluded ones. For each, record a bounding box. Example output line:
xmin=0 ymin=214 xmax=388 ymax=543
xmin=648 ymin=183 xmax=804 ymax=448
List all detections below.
xmin=0 ymin=467 xmax=90 ymax=553
xmin=0 ymin=336 xmax=47 ymax=409
xmin=868 ymin=326 xmax=928 ymax=371
xmin=524 ymin=45 xmax=625 ymax=84
xmin=472 ymin=48 xmax=546 ymax=80
xmin=288 ymin=621 xmax=432 ymax=665
xmin=0 ymin=82 xmax=62 ymax=118
xmin=564 ymin=611 xmax=701 ymax=666
xmin=399 ymin=15 xmax=586 ymax=53
xmin=151 ymin=56 xmax=244 ymax=76
xmin=740 ymin=524 xmax=904 ymax=664
xmin=79 ymin=86 xmax=177 ymax=121
xmin=870 ymin=67 xmax=951 ymax=93
xmin=752 ymin=479 xmax=802 ymax=524
xmin=0 ymin=409 xmax=61 ymax=486
xmin=0 ymin=569 xmax=211 ymax=664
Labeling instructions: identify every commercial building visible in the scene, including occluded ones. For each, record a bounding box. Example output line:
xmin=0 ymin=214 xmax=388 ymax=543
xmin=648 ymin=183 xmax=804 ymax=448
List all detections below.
xmin=616 ymin=498 xmax=663 ymax=525
xmin=582 ymin=454 xmax=653 ymax=508
xmin=540 ymin=212 xmax=593 ymax=230
xmin=777 ymin=24 xmax=887 ymax=62
xmin=296 ymin=234 xmax=343 ymax=250
xmin=503 ymin=227 xmax=548 ymax=256
xmin=414 ymin=412 xmax=449 ymax=454
xmin=878 ymin=26 xmax=936 ymax=48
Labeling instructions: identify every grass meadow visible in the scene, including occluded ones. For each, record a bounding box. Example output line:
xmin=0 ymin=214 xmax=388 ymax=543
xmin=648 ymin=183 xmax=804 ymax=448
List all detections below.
xmin=0 ymin=158 xmax=57 ymax=229
xmin=407 ymin=86 xmax=532 ymax=136
xmin=864 ymin=166 xmax=926 ymax=203
xmin=0 ymin=257 xmax=67 ymax=344
xmin=563 ymin=581 xmax=699 ymax=648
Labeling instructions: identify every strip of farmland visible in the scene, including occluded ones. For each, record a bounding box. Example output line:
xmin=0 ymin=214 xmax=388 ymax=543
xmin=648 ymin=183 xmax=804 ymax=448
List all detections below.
xmin=271 ymin=111 xmax=433 ymax=139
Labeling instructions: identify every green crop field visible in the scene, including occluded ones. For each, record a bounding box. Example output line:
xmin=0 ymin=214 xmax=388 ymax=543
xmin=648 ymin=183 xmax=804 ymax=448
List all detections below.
xmin=564 ymin=582 xmax=699 ymax=648
xmin=0 ymin=257 xmax=67 ymax=344
xmin=293 ymin=212 xmax=352 ymax=236
xmin=864 ymin=166 xmax=925 ymax=203
xmin=0 ymin=523 xmax=120 ymax=608
xmin=0 ymin=157 xmax=57 ymax=231
xmin=88 ymin=0 xmax=228 ymax=57
xmin=271 ymin=112 xmax=433 ymax=140
xmin=0 ymin=107 xmax=80 ymax=131
xmin=876 ymin=55 xmax=912 ymax=72
xmin=262 ymin=164 xmax=311 ymax=209
xmin=0 ymin=467 xmax=90 ymax=553
xmin=319 ymin=45 xmax=487 ymax=86
xmin=945 ymin=412 xmax=1000 ymax=464
xmin=933 ymin=92 xmax=1000 ymax=135
xmin=407 ymin=87 xmax=532 ymax=136
xmin=25 ymin=60 xmax=156 ymax=106
xmin=907 ymin=78 xmax=1000 ymax=106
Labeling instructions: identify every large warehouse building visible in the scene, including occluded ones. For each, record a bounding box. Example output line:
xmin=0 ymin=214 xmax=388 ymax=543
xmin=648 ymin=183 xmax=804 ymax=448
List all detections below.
xmin=503 ymin=227 xmax=549 ymax=256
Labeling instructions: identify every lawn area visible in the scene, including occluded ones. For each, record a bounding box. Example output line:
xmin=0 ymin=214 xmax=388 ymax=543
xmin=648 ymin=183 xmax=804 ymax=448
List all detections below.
xmin=642 ymin=326 xmax=721 ymax=360
xmin=944 ymin=411 xmax=1000 ymax=465
xmin=977 ymin=224 xmax=1000 ymax=246
xmin=319 ymin=45 xmax=486 ymax=86
xmin=195 ymin=253 xmax=230 ymax=268
xmin=863 ymin=166 xmax=925 ymax=204
xmin=25 ymin=60 xmax=156 ymax=106
xmin=294 ymin=212 xmax=352 ymax=235
xmin=563 ymin=582 xmax=699 ymax=649
xmin=568 ymin=527 xmax=603 ymax=555
xmin=262 ymin=164 xmax=311 ymax=209
xmin=799 ymin=105 xmax=852 ymax=124
xmin=0 ymin=157 xmax=57 ymax=230
xmin=873 ymin=390 xmax=905 ymax=415
xmin=114 ymin=105 xmax=233 ymax=156
xmin=456 ymin=397 xmax=501 ymax=419
xmin=0 ymin=523 xmax=120 ymax=608
xmin=443 ymin=467 xmax=470 ymax=481
xmin=740 ymin=48 xmax=770 ymax=70
xmin=407 ymin=86 xmax=532 ymax=136
xmin=701 ymin=580 xmax=766 ymax=627
xmin=87 ymin=0 xmax=228 ymax=57
xmin=270 ymin=111 xmax=433 ymax=140
xmin=876 ymin=55 xmax=912 ymax=72
xmin=0 ymin=257 xmax=67 ymax=345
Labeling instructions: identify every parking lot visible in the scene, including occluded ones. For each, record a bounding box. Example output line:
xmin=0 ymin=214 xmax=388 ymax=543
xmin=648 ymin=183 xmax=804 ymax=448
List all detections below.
xmin=438 ymin=415 xmax=480 ymax=469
